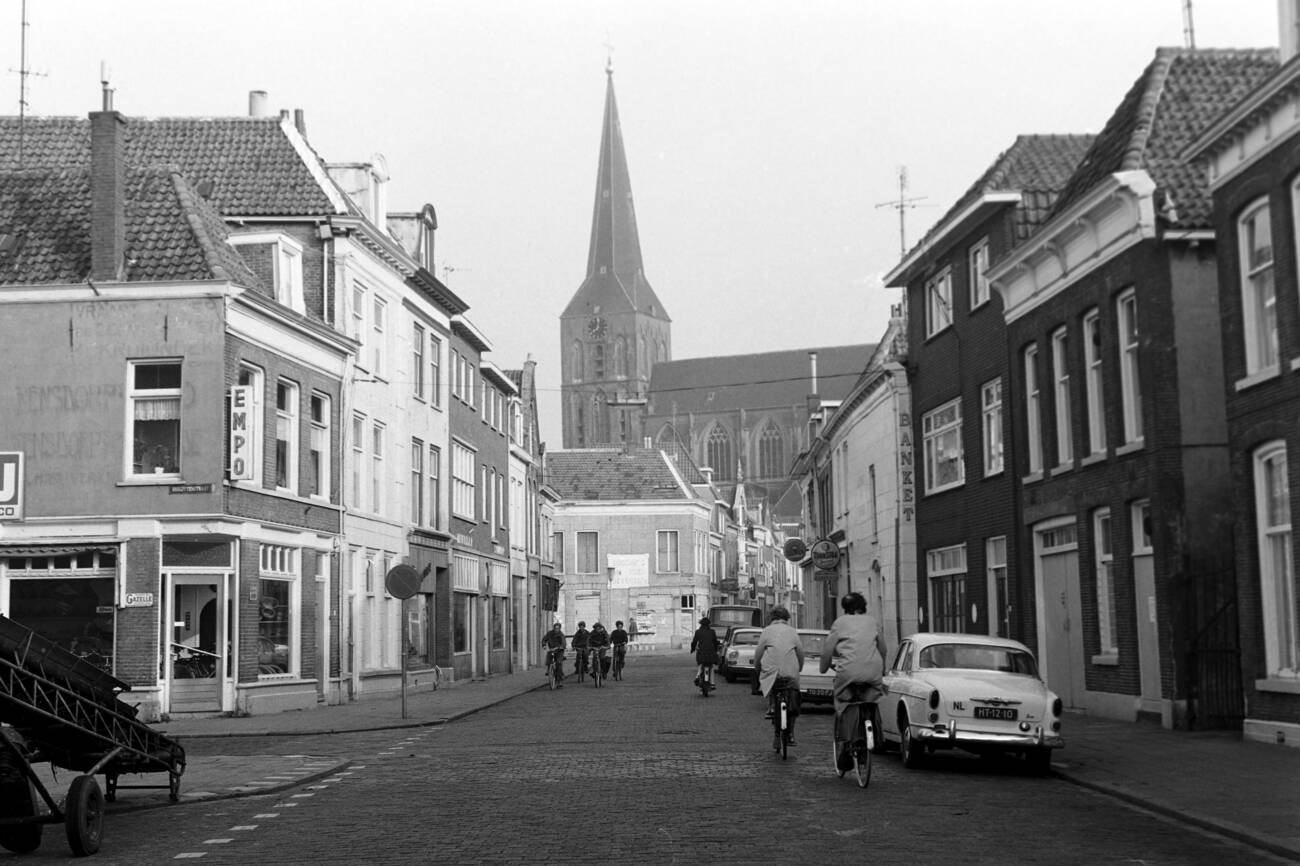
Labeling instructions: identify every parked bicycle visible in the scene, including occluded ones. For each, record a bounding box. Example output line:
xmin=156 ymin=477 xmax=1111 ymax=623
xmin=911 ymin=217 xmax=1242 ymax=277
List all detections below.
xmin=771 ymin=676 xmax=797 ymax=758
xmin=832 ymin=681 xmax=885 ymax=787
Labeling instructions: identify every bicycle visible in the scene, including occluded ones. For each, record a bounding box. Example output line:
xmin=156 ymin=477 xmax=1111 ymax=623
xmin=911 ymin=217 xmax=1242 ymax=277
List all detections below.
xmin=544 ymin=649 xmax=564 ymax=690
xmin=832 ymin=681 xmax=885 ymax=788
xmin=573 ymin=648 xmax=588 ymax=682
xmin=770 ymin=676 xmax=797 ymax=759
xmin=590 ymin=647 xmax=607 ymax=688
xmin=611 ymin=645 xmax=626 ymax=680
xmin=696 ymin=663 xmax=716 ymax=697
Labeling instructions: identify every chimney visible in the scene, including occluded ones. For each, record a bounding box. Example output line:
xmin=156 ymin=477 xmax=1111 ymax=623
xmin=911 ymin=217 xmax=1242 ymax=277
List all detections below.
xmin=248 ymin=90 xmax=269 ymax=117
xmin=294 ymin=108 xmax=307 ymax=137
xmin=808 ymin=351 xmax=819 ymax=396
xmin=89 ymin=109 xmax=127 ymax=282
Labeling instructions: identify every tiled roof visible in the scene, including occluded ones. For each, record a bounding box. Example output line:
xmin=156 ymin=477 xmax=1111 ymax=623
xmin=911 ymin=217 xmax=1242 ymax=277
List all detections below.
xmin=1049 ymin=48 xmax=1277 ymax=229
xmin=547 ymin=448 xmax=695 ymax=501
xmin=0 ymin=116 xmax=337 ymax=217
xmin=0 ymin=166 xmax=263 ymax=287
xmin=648 ymin=344 xmax=874 ymax=415
xmin=902 ymin=134 xmax=1095 ymax=261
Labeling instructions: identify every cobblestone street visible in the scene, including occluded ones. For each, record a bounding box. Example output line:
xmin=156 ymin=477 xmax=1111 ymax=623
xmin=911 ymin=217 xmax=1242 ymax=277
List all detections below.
xmin=9 ymin=655 xmax=1289 ymax=865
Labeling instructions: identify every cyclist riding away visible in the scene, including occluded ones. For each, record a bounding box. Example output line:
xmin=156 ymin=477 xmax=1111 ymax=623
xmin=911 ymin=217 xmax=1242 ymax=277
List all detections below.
xmin=589 ymin=621 xmax=611 ymax=678
xmin=753 ymin=606 xmax=804 ymax=747
xmin=611 ymin=620 xmax=629 ymax=675
xmin=690 ymin=616 xmax=721 ymax=690
xmin=543 ymin=622 xmax=567 ymax=687
xmin=572 ymin=621 xmax=590 ymax=678
xmin=820 ymin=592 xmax=888 ymax=758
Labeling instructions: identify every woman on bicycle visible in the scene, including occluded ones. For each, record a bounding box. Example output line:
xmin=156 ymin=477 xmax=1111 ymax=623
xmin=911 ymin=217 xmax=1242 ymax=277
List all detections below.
xmin=589 ymin=621 xmax=611 ymax=677
xmin=820 ymin=592 xmax=888 ymax=724
xmin=753 ymin=607 xmax=804 ymax=746
xmin=542 ymin=622 xmax=567 ymax=686
xmin=690 ymin=616 xmax=721 ymax=690
xmin=610 ymin=620 xmax=629 ymax=674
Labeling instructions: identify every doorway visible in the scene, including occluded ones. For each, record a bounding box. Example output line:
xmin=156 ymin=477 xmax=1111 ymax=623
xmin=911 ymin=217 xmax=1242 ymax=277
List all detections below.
xmin=1034 ymin=519 xmax=1085 ymax=709
xmin=165 ymin=574 xmax=225 ymax=714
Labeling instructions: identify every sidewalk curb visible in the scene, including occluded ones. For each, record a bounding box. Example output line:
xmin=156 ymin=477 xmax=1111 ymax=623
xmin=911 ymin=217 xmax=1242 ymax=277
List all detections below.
xmin=111 ymin=758 xmax=352 ymax=815
xmin=1054 ymin=769 xmax=1300 ymax=864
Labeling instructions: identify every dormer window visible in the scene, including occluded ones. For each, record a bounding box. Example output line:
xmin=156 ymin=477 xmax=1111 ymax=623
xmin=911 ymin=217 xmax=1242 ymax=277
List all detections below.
xmin=229 ymin=232 xmax=305 ymax=314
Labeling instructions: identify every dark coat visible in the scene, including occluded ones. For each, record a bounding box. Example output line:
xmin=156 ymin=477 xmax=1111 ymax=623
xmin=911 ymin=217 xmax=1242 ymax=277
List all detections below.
xmin=691 ymin=625 xmax=720 ymax=665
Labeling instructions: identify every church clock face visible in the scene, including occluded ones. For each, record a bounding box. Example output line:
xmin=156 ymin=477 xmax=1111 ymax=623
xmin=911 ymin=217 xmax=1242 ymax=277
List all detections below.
xmin=586 ymin=316 xmax=607 ymax=339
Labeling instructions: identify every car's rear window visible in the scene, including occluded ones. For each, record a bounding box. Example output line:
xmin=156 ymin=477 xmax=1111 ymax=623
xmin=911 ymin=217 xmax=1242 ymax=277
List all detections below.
xmin=731 ymin=632 xmax=759 ymax=646
xmin=799 ymin=633 xmax=825 ymax=655
xmin=918 ymin=643 xmax=1038 ymax=676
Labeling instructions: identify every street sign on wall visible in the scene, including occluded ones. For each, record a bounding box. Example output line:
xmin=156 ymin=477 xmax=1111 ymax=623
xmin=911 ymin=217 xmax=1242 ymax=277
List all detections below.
xmin=0 ymin=452 xmax=24 ymax=521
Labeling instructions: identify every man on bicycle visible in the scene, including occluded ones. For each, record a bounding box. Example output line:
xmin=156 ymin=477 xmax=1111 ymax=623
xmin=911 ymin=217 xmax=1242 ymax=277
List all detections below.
xmin=571 ymin=621 xmax=590 ymax=677
xmin=542 ymin=622 xmax=567 ymax=686
xmin=589 ymin=621 xmax=611 ymax=677
xmin=610 ymin=620 xmax=629 ymax=674
xmin=753 ymin=606 xmax=804 ymax=747
xmin=820 ymin=592 xmax=888 ymax=754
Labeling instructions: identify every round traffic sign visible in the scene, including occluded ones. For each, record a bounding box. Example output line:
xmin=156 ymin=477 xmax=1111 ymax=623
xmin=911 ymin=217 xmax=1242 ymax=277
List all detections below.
xmin=810 ymin=539 xmax=841 ymax=571
xmin=384 ymin=564 xmax=423 ymax=600
xmin=782 ymin=538 xmax=807 ymax=562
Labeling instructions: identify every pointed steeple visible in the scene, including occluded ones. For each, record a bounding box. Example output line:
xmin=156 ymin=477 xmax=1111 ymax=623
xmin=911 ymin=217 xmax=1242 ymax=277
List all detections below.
xmin=563 ymin=63 xmax=669 ymax=321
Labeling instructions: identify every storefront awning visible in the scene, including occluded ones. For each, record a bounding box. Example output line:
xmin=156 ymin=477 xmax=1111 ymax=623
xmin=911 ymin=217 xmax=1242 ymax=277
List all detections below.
xmin=0 ymin=544 xmax=119 ymax=557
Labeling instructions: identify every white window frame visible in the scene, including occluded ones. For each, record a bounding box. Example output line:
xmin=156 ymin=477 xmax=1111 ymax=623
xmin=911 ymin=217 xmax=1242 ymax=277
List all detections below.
xmin=926 ymin=543 xmax=967 ymax=633
xmin=1024 ymin=344 xmax=1042 ymax=476
xmin=411 ymin=437 xmax=424 ymax=525
xmin=922 ymin=398 xmax=963 ymax=495
xmin=925 ymin=268 xmax=953 ymax=338
xmin=451 ymin=440 xmax=476 ymax=520
xmin=1083 ymin=309 xmax=1106 ymax=456
xmin=657 ymin=530 xmax=680 ymax=573
xmin=1254 ymin=442 xmax=1297 ymax=679
xmin=351 ymin=412 xmax=365 ymax=510
xmin=1052 ymin=327 xmax=1073 ymax=468
xmin=1117 ymin=289 xmax=1144 ymax=446
xmin=430 ymin=334 xmax=443 ymax=409
xmin=413 ymin=323 xmax=426 ymax=400
xmin=576 ymin=531 xmax=600 ymax=574
xmin=372 ymin=296 xmax=388 ymax=378
xmin=229 ymin=232 xmax=304 ymax=313
xmin=308 ymin=391 xmax=330 ymax=500
xmin=428 ymin=444 xmax=441 ymax=530
xmin=275 ymin=379 xmax=300 ymax=493
xmin=969 ymin=238 xmax=990 ymax=310
xmin=257 ymin=543 xmax=301 ymax=679
xmin=1093 ymin=508 xmax=1117 ymax=657
xmin=371 ymin=421 xmax=385 ymax=516
xmin=350 ymin=282 xmax=367 ymax=365
xmin=981 ymin=378 xmax=1003 ymax=477
xmin=126 ymin=359 xmax=183 ymax=479
xmin=986 ymin=536 xmax=1008 ymax=638
xmin=1240 ymin=198 xmax=1278 ymax=375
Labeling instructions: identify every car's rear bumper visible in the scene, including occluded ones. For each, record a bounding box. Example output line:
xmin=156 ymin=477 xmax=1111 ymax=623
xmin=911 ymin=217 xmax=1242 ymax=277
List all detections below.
xmin=911 ymin=721 xmax=1065 ymax=750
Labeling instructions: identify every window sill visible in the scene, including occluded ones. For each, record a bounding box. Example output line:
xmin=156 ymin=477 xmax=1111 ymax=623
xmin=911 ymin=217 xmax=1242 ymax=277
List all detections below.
xmin=1116 ymin=441 xmax=1144 ymax=457
xmin=1081 ymin=452 xmax=1107 ymax=467
xmin=1021 ymin=471 xmax=1044 ymax=485
xmin=118 ymin=476 xmax=182 ymax=486
xmin=1050 ymin=461 xmax=1074 ymax=476
xmin=923 ymin=482 xmax=965 ymax=497
xmin=1234 ymin=366 xmax=1281 ymax=392
xmin=1091 ymin=653 xmax=1119 ymax=666
xmin=1292 ymin=357 xmax=1300 ymax=373
xmin=1254 ymin=677 xmax=1300 ymax=694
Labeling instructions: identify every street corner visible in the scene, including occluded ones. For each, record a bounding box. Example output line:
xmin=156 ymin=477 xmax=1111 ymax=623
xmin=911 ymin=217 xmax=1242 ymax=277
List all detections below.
xmin=108 ymin=754 xmax=350 ymax=813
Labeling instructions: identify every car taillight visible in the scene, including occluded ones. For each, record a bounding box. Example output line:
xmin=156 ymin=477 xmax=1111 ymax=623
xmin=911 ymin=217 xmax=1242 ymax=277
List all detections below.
xmin=1052 ymin=697 xmax=1062 ymax=716
xmin=928 ymin=689 xmax=940 ymax=710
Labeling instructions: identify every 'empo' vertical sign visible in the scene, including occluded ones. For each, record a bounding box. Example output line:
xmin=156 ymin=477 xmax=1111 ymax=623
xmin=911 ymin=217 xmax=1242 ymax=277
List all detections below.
xmin=229 ymin=386 xmax=255 ymax=481
xmin=0 ymin=452 xmax=23 ymax=521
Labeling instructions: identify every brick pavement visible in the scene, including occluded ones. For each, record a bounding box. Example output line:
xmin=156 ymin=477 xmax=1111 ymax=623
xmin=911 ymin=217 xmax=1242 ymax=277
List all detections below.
xmin=20 ymin=654 xmax=1300 ymax=863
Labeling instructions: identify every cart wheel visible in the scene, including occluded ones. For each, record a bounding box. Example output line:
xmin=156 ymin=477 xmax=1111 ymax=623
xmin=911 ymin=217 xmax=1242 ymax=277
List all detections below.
xmin=65 ymin=775 xmax=104 ymax=857
xmin=169 ymin=759 xmax=185 ymax=802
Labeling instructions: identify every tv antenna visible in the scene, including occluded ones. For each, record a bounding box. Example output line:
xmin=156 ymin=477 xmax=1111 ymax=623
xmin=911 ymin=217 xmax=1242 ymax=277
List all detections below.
xmin=876 ymin=166 xmax=927 ymax=257
xmin=11 ymin=0 xmax=47 ymax=166
xmin=1182 ymin=0 xmax=1196 ymax=49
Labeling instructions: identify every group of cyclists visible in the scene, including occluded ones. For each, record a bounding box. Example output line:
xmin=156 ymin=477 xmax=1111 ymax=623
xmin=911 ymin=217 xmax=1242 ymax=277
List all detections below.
xmin=541 ymin=619 xmax=629 ymax=687
xmin=692 ymin=591 xmax=887 ymax=753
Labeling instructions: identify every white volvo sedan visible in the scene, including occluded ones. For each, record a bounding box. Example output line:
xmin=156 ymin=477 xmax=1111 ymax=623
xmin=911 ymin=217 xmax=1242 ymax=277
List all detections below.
xmin=878 ymin=632 xmax=1064 ymax=773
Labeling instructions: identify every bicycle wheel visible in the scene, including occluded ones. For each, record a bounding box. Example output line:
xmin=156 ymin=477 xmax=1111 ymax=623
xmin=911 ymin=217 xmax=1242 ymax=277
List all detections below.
xmin=852 ymin=712 xmax=872 ymax=788
xmin=548 ymin=662 xmax=556 ymax=691
xmin=593 ymin=658 xmax=603 ymax=688
xmin=779 ymin=698 xmax=789 ymax=760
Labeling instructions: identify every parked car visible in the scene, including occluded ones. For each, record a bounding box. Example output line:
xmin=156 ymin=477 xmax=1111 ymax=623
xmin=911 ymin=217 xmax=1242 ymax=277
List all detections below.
xmin=797 ymin=628 xmax=833 ymax=705
xmin=720 ymin=627 xmax=761 ymax=683
xmin=877 ymin=632 xmax=1064 ymax=773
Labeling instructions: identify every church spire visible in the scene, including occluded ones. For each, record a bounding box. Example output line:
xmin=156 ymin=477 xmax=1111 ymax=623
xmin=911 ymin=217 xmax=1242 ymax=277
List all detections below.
xmin=585 ymin=64 xmax=645 ymax=300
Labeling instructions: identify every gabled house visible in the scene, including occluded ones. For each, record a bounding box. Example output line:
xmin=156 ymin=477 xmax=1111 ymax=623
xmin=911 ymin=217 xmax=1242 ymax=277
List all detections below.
xmin=1185 ymin=5 xmax=1300 ymax=747
xmin=548 ymin=447 xmax=716 ymax=647
xmin=987 ymin=48 xmax=1277 ymax=728
xmin=883 ymin=135 xmax=1092 ymax=647
xmin=0 ymin=106 xmax=352 ymax=721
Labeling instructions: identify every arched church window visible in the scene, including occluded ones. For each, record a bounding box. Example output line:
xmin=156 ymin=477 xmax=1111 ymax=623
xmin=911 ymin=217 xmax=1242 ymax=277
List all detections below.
xmin=574 ymin=395 xmax=586 ymax=445
xmin=758 ymin=423 xmax=784 ymax=479
xmin=570 ymin=340 xmax=583 ymax=382
xmin=707 ymin=425 xmax=734 ymax=482
xmin=614 ymin=337 xmax=628 ymax=378
xmin=592 ymin=343 xmax=605 ymax=379
xmin=593 ymin=392 xmax=610 ymax=443
xmin=657 ymin=339 xmax=667 ymax=363
xmin=656 ymin=424 xmax=678 ymax=450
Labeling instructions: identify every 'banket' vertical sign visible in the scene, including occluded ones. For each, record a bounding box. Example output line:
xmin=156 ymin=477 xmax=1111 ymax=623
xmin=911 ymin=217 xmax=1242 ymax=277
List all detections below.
xmin=229 ymin=386 xmax=255 ymax=481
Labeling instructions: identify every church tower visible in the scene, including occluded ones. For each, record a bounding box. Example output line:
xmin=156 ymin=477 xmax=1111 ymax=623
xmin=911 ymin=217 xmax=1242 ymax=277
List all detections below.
xmin=560 ymin=62 xmax=671 ymax=449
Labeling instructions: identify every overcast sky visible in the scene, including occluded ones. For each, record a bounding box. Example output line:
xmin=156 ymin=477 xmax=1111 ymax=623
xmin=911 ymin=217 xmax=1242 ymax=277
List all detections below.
xmin=14 ymin=1 xmax=1281 ymax=441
